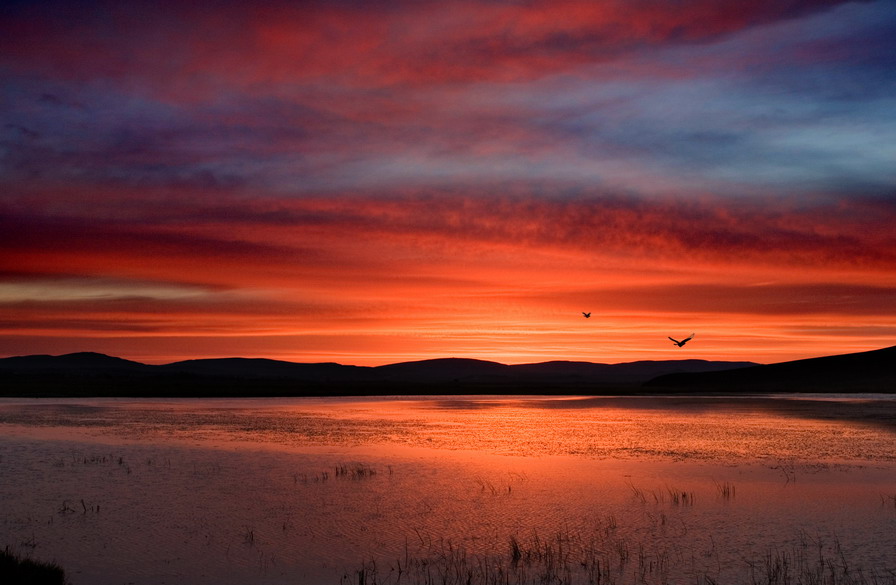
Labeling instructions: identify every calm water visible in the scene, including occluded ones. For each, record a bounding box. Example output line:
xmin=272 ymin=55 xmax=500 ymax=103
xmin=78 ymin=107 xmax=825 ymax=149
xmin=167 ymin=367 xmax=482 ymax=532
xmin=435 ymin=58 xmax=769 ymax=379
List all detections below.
xmin=1 ymin=395 xmax=895 ymax=584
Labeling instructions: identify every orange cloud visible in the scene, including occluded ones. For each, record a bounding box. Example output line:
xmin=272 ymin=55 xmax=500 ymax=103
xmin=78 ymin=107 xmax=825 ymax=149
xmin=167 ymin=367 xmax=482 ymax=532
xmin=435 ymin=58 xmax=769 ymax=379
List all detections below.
xmin=3 ymin=190 xmax=894 ymax=364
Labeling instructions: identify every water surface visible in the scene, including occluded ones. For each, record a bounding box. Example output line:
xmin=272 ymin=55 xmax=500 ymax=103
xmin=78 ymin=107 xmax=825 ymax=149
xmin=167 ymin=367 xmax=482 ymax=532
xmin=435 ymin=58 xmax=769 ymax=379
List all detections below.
xmin=1 ymin=395 xmax=894 ymax=584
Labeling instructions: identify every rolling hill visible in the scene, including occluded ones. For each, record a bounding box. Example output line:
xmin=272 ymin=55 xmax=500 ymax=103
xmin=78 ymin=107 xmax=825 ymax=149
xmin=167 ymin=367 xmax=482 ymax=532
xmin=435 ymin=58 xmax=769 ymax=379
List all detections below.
xmin=643 ymin=345 xmax=896 ymax=392
xmin=1 ymin=346 xmax=892 ymax=396
xmin=0 ymin=352 xmax=756 ymax=397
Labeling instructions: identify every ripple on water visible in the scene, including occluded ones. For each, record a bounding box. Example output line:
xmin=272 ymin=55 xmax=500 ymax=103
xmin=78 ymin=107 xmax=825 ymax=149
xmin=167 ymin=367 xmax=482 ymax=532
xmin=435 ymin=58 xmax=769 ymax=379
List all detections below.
xmin=1 ymin=396 xmax=895 ymax=584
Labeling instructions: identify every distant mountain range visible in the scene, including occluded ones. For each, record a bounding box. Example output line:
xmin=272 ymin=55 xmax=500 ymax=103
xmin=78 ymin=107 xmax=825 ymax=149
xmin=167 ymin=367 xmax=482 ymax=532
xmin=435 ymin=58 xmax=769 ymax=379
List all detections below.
xmin=0 ymin=346 xmax=892 ymax=396
xmin=0 ymin=352 xmax=754 ymax=397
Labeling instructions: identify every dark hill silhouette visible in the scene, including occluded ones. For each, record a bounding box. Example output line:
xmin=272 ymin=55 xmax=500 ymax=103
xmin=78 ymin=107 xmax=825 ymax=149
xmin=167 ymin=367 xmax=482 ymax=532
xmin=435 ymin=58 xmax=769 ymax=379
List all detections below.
xmin=373 ymin=358 xmax=512 ymax=383
xmin=161 ymin=358 xmax=370 ymax=381
xmin=0 ymin=352 xmax=758 ymax=397
xmin=369 ymin=357 xmax=757 ymax=387
xmin=0 ymin=351 xmax=150 ymax=372
xmin=512 ymin=359 xmax=756 ymax=385
xmin=8 ymin=347 xmax=894 ymax=396
xmin=644 ymin=345 xmax=896 ymax=392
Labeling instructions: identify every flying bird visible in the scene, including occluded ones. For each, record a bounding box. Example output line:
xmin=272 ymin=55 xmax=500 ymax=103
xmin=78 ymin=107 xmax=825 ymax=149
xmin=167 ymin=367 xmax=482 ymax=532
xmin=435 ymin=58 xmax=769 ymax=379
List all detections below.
xmin=582 ymin=312 xmax=591 ymax=318
xmin=668 ymin=333 xmax=694 ymax=347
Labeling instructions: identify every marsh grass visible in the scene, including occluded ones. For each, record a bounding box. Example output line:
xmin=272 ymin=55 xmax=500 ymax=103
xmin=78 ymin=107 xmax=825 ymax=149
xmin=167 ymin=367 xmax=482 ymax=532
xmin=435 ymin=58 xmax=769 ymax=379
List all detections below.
xmin=715 ymin=481 xmax=736 ymax=500
xmin=771 ymin=461 xmax=796 ymax=484
xmin=294 ymin=471 xmax=330 ymax=484
xmin=627 ymin=481 xmax=652 ymax=504
xmin=342 ymin=525 xmax=896 ymax=585
xmin=54 ymin=451 xmax=133 ymax=474
xmin=745 ymin=531 xmax=896 ymax=585
xmin=628 ymin=481 xmax=698 ymax=506
xmin=294 ymin=462 xmax=381 ymax=485
xmin=336 ymin=463 xmax=377 ymax=480
xmin=666 ymin=486 xmax=695 ymax=506
xmin=342 ymin=525 xmax=678 ymax=585
xmin=476 ymin=477 xmax=512 ymax=496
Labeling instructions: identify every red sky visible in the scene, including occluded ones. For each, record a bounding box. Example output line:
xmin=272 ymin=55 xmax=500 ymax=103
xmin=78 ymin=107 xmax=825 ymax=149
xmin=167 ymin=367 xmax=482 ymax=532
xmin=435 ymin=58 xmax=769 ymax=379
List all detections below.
xmin=2 ymin=0 xmax=895 ymax=365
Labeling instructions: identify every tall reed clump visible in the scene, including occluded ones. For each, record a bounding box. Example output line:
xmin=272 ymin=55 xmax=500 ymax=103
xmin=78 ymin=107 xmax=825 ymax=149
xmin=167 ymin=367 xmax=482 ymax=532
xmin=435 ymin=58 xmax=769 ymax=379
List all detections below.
xmin=1 ymin=547 xmax=68 ymax=585
xmin=342 ymin=527 xmax=649 ymax=585
xmin=746 ymin=536 xmax=896 ymax=585
xmin=342 ymin=528 xmax=896 ymax=585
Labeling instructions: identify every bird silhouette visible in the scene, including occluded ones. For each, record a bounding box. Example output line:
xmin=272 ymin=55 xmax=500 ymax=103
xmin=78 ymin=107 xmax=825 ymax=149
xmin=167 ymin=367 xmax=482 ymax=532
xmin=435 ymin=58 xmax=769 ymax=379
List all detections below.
xmin=668 ymin=333 xmax=694 ymax=347
xmin=582 ymin=312 xmax=591 ymax=318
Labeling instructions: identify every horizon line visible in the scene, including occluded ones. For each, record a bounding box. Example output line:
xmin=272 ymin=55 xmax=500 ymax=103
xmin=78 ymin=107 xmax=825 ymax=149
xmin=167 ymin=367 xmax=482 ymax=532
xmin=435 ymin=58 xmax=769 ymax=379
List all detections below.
xmin=6 ymin=344 xmax=896 ymax=368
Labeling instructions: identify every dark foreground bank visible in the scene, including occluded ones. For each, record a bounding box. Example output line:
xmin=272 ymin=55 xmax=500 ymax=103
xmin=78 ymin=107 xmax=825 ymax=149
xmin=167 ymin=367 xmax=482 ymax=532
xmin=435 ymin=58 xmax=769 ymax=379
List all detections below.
xmin=1 ymin=548 xmax=67 ymax=585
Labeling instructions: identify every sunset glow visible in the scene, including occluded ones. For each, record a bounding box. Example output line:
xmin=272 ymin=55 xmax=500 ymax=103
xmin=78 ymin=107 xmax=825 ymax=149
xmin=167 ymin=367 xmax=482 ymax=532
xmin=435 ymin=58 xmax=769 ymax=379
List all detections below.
xmin=2 ymin=0 xmax=895 ymax=365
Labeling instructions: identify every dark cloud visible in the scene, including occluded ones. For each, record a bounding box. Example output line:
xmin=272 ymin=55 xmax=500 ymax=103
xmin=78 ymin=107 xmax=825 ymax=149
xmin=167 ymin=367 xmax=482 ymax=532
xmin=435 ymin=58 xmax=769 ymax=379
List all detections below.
xmin=0 ymin=212 xmax=338 ymax=276
xmin=7 ymin=190 xmax=895 ymax=276
xmin=0 ymin=0 xmax=862 ymax=86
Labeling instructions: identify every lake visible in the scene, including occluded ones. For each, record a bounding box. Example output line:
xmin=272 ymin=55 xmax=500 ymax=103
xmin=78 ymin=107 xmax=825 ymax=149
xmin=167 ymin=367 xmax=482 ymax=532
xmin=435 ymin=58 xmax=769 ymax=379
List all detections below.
xmin=1 ymin=395 xmax=895 ymax=584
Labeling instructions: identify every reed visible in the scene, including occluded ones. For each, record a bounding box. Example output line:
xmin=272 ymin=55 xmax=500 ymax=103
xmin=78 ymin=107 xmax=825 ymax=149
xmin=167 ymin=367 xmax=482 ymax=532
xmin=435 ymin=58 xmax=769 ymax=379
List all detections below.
xmin=509 ymin=535 xmax=522 ymax=564
xmin=745 ymin=540 xmax=878 ymax=585
xmin=627 ymin=481 xmax=648 ymax=504
xmin=336 ymin=463 xmax=377 ymax=480
xmin=296 ymin=463 xmax=378 ymax=485
xmin=242 ymin=526 xmax=255 ymax=546
xmin=475 ymin=477 xmax=499 ymax=495
xmin=666 ymin=486 xmax=695 ymax=506
xmin=882 ymin=494 xmax=896 ymax=510
xmin=715 ymin=481 xmax=736 ymax=500
xmin=343 ymin=527 xmax=896 ymax=585
xmin=771 ymin=461 xmax=796 ymax=484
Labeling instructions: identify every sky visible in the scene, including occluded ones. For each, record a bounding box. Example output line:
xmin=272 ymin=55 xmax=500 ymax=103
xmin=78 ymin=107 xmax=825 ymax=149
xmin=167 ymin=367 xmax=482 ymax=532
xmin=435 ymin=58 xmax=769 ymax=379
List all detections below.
xmin=2 ymin=0 xmax=895 ymax=366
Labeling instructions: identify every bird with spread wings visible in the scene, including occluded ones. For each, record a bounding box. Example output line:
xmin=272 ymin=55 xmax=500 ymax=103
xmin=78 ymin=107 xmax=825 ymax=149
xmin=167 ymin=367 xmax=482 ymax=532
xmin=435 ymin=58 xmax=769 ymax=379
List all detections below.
xmin=668 ymin=333 xmax=694 ymax=347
